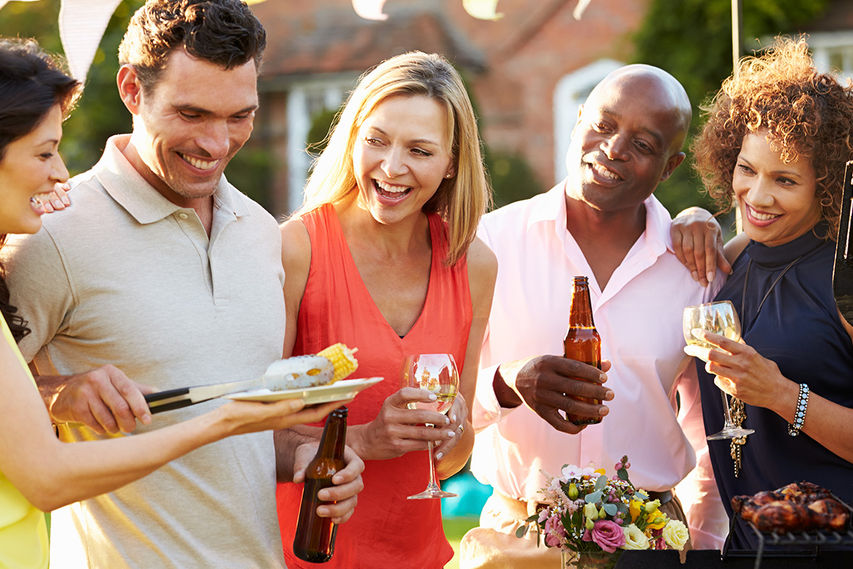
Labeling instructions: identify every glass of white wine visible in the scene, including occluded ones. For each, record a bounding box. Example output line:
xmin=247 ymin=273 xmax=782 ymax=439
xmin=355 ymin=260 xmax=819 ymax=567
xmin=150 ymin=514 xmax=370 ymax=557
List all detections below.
xmin=683 ymin=300 xmax=755 ymax=440
xmin=402 ymin=353 xmax=459 ymax=499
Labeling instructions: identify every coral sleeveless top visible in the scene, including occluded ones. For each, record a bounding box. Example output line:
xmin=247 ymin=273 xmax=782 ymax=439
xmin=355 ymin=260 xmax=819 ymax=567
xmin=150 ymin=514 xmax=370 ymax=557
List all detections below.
xmin=277 ymin=203 xmax=471 ymax=568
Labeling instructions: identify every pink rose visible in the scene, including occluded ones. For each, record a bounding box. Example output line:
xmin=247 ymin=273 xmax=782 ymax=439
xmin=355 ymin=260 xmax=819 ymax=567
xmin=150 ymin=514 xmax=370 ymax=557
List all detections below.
xmin=543 ymin=515 xmax=566 ymax=548
xmin=588 ymin=519 xmax=626 ymax=553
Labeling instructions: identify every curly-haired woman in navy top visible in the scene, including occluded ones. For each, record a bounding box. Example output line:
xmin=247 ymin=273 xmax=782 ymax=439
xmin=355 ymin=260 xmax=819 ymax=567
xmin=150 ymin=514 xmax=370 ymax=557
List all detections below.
xmin=686 ymin=37 xmax=853 ymax=550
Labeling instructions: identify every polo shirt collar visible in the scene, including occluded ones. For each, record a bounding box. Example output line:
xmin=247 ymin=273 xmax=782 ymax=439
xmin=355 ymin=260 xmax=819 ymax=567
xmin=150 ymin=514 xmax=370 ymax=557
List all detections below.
xmin=526 ymin=178 xmax=673 ymax=256
xmin=94 ymin=134 xmax=248 ymax=224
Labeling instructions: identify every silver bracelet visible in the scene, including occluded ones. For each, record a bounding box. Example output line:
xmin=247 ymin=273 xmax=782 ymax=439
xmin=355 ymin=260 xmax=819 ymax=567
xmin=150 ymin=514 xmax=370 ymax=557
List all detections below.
xmin=787 ymin=383 xmax=809 ymax=437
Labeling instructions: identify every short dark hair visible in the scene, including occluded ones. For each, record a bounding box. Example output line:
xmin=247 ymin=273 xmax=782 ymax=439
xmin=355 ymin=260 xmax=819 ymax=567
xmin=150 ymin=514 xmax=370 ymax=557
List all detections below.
xmin=118 ymin=0 xmax=266 ymax=91
xmin=0 ymin=37 xmax=79 ymax=342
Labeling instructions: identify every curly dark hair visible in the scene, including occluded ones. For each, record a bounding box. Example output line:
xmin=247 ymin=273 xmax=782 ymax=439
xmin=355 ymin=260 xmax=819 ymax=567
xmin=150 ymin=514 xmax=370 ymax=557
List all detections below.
xmin=118 ymin=0 xmax=266 ymax=92
xmin=0 ymin=38 xmax=80 ymax=342
xmin=692 ymin=36 xmax=853 ymax=238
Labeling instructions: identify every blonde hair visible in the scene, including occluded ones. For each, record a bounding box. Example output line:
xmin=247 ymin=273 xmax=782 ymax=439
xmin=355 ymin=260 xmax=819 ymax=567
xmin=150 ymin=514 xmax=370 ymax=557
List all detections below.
xmin=299 ymin=51 xmax=491 ymax=264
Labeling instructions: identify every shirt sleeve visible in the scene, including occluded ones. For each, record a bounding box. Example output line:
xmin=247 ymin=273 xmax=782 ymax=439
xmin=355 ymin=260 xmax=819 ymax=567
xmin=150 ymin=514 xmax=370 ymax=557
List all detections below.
xmin=674 ymin=360 xmax=729 ymax=550
xmin=2 ymin=229 xmax=75 ymax=363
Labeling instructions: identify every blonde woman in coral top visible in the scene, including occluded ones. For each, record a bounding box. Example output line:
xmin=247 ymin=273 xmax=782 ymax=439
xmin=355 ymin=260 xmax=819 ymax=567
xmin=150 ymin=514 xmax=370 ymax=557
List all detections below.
xmin=277 ymin=52 xmax=497 ymax=568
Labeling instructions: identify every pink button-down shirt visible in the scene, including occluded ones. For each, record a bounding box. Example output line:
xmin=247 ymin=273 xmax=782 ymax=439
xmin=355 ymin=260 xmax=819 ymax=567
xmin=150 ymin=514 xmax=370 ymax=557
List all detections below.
xmin=471 ymin=182 xmax=728 ymax=548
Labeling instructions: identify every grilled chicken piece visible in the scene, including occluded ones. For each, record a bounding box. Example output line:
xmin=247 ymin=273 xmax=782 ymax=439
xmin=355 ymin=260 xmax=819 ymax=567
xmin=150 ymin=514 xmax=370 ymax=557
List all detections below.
xmin=734 ymin=481 xmax=849 ymax=533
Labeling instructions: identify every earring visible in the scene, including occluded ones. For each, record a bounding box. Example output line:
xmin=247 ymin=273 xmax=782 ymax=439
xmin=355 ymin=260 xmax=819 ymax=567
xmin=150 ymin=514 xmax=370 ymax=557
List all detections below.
xmin=444 ymin=173 xmax=453 ymax=179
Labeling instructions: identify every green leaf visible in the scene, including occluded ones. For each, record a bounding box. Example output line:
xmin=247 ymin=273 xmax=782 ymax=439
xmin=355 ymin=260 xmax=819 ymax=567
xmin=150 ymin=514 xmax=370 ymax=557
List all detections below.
xmin=585 ymin=490 xmax=602 ymax=504
xmin=603 ymin=503 xmax=618 ymax=516
xmin=595 ymin=475 xmax=607 ymax=490
xmin=515 ymin=525 xmax=528 ymax=538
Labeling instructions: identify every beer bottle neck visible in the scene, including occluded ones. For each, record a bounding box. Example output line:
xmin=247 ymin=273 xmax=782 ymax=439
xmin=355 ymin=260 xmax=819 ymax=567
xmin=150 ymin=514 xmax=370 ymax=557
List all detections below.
xmin=569 ymin=281 xmax=595 ymax=328
xmin=316 ymin=408 xmax=347 ymax=460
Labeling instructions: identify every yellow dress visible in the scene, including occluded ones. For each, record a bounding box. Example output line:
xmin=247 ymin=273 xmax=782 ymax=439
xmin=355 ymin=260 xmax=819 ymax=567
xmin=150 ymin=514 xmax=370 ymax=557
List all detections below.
xmin=0 ymin=314 xmax=49 ymax=569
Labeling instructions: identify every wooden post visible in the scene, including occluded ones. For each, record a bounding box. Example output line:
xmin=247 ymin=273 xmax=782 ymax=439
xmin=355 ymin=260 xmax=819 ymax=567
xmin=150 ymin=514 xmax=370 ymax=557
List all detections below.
xmin=732 ymin=0 xmax=743 ymax=232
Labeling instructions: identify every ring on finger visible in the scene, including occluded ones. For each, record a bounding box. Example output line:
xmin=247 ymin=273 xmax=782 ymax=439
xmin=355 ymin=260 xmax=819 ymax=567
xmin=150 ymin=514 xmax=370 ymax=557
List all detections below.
xmin=458 ymin=424 xmax=465 ymax=434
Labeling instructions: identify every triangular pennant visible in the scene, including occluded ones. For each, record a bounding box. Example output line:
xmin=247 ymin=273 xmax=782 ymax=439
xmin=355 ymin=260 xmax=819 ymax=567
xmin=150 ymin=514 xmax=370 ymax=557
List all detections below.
xmin=58 ymin=0 xmax=123 ymax=81
xmin=463 ymin=0 xmax=503 ymax=21
xmin=352 ymin=0 xmax=388 ymax=21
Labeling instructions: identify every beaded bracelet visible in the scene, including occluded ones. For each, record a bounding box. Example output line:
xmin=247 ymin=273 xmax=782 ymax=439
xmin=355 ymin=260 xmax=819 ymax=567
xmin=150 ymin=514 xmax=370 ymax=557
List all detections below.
xmin=787 ymin=383 xmax=809 ymax=437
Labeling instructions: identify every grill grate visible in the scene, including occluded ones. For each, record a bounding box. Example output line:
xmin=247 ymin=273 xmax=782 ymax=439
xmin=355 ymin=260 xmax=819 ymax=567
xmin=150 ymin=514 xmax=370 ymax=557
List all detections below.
xmin=721 ymin=494 xmax=853 ymax=569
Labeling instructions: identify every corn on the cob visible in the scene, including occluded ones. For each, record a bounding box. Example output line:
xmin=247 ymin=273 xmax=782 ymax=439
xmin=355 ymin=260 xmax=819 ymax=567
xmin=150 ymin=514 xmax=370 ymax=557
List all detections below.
xmin=317 ymin=343 xmax=359 ymax=382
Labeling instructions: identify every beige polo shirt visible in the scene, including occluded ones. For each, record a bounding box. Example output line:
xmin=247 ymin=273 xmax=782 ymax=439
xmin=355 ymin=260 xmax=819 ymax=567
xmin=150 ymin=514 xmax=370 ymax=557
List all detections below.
xmin=3 ymin=135 xmax=287 ymax=569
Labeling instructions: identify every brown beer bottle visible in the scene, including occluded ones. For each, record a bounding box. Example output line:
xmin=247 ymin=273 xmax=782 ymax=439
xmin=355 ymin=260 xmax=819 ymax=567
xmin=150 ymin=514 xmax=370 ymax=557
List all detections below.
xmin=293 ymin=406 xmax=348 ymax=563
xmin=563 ymin=276 xmax=602 ymax=425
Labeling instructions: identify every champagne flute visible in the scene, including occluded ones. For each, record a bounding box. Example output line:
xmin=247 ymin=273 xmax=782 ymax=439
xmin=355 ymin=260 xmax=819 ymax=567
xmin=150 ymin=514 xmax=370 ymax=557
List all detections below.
xmin=402 ymin=353 xmax=459 ymax=499
xmin=683 ymin=300 xmax=755 ymax=440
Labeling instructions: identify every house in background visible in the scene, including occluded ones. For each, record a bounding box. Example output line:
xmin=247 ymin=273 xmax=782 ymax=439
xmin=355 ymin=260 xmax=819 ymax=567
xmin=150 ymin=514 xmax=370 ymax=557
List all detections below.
xmin=805 ymin=0 xmax=853 ymax=81
xmin=250 ymin=0 xmax=851 ymax=218
xmin=251 ymin=0 xmax=648 ymax=216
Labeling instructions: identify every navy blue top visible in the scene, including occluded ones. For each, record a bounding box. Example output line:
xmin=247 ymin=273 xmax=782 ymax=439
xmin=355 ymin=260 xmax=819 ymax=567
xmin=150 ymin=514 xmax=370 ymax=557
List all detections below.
xmin=697 ymin=226 xmax=853 ymax=550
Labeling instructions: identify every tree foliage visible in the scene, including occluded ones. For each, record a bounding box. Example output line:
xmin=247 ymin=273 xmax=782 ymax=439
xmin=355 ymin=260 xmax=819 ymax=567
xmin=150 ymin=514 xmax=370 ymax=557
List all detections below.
xmin=631 ymin=0 xmax=830 ymax=221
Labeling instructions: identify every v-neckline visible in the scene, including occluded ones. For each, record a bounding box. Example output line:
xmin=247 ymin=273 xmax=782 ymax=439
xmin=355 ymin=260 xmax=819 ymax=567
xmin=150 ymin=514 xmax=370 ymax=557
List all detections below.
xmin=330 ymin=206 xmax=437 ymax=341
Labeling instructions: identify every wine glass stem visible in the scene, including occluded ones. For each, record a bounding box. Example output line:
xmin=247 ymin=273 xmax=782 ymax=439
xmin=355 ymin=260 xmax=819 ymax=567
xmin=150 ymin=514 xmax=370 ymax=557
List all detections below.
xmin=720 ymin=389 xmax=735 ymax=428
xmin=425 ymin=425 xmax=441 ymax=491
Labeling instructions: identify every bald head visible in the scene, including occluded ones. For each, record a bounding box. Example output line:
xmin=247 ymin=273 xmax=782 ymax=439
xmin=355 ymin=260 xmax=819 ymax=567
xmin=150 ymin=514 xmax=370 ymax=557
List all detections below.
xmin=564 ymin=63 xmax=692 ymax=216
xmin=588 ymin=64 xmax=692 ymax=155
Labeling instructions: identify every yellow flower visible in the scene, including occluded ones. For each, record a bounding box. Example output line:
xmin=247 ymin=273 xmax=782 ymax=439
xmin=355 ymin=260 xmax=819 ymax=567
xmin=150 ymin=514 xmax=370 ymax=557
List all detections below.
xmin=629 ymin=499 xmax=643 ymax=522
xmin=643 ymin=499 xmax=661 ymax=513
xmin=662 ymin=520 xmax=689 ymax=550
xmin=622 ymin=524 xmax=650 ymax=550
xmin=645 ymin=509 xmax=668 ymax=530
xmin=594 ymin=468 xmax=606 ymax=476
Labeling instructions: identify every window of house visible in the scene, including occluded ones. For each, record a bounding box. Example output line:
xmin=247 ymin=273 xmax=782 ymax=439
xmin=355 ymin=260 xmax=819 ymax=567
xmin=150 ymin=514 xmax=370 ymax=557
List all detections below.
xmin=808 ymin=32 xmax=853 ymax=84
xmin=286 ymin=77 xmax=355 ymax=212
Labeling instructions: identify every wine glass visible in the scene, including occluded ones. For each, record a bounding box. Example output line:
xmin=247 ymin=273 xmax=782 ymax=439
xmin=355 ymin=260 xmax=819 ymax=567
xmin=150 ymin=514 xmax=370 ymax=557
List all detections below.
xmin=401 ymin=353 xmax=459 ymax=499
xmin=683 ymin=300 xmax=755 ymax=440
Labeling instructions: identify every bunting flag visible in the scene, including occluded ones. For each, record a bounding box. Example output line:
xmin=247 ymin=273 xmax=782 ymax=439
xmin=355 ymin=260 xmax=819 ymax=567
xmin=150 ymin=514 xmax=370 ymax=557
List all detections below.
xmin=58 ymin=0 xmax=123 ymax=81
xmin=351 ymin=0 xmax=388 ymax=21
xmin=462 ymin=0 xmax=502 ymax=21
xmin=573 ymin=0 xmax=592 ymax=20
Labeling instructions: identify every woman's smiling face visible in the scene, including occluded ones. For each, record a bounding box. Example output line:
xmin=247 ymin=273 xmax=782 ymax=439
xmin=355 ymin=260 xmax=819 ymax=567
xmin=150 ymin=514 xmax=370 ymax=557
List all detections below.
xmin=352 ymin=94 xmax=454 ymax=226
xmin=733 ymin=130 xmax=822 ymax=247
xmin=0 ymin=104 xmax=68 ymax=235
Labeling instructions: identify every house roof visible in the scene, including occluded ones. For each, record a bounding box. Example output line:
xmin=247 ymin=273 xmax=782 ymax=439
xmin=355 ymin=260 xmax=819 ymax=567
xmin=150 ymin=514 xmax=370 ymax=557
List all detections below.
xmin=804 ymin=0 xmax=853 ymax=33
xmin=256 ymin=6 xmax=487 ymax=80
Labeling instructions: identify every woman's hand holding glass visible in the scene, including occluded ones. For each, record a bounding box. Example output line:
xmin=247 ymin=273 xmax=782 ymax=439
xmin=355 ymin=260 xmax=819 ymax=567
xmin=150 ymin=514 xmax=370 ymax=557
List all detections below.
xmin=683 ymin=300 xmax=754 ymax=440
xmin=401 ymin=353 xmax=459 ymax=499
xmin=345 ymin=384 xmax=455 ymax=462
xmin=687 ymin=328 xmax=794 ymax=415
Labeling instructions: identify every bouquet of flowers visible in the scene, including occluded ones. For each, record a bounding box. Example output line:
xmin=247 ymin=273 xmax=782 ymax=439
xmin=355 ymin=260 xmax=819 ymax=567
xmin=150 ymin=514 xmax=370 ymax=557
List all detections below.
xmin=517 ymin=456 xmax=689 ymax=559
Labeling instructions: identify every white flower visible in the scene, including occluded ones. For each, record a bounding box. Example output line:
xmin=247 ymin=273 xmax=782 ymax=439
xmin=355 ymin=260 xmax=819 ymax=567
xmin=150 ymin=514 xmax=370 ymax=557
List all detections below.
xmin=621 ymin=524 xmax=650 ymax=550
xmin=561 ymin=464 xmax=597 ymax=480
xmin=538 ymin=476 xmax=571 ymax=507
xmin=662 ymin=520 xmax=689 ymax=550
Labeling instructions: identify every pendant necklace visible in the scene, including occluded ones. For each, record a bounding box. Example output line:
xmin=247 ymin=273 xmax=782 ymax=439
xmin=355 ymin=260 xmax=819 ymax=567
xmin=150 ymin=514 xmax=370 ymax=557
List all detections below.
xmin=729 ymin=254 xmax=803 ymax=478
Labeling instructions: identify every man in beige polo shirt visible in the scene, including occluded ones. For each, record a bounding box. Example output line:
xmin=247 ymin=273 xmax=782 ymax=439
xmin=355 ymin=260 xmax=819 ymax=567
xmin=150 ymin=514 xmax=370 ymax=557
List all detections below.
xmin=1 ymin=2 xmax=362 ymax=568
